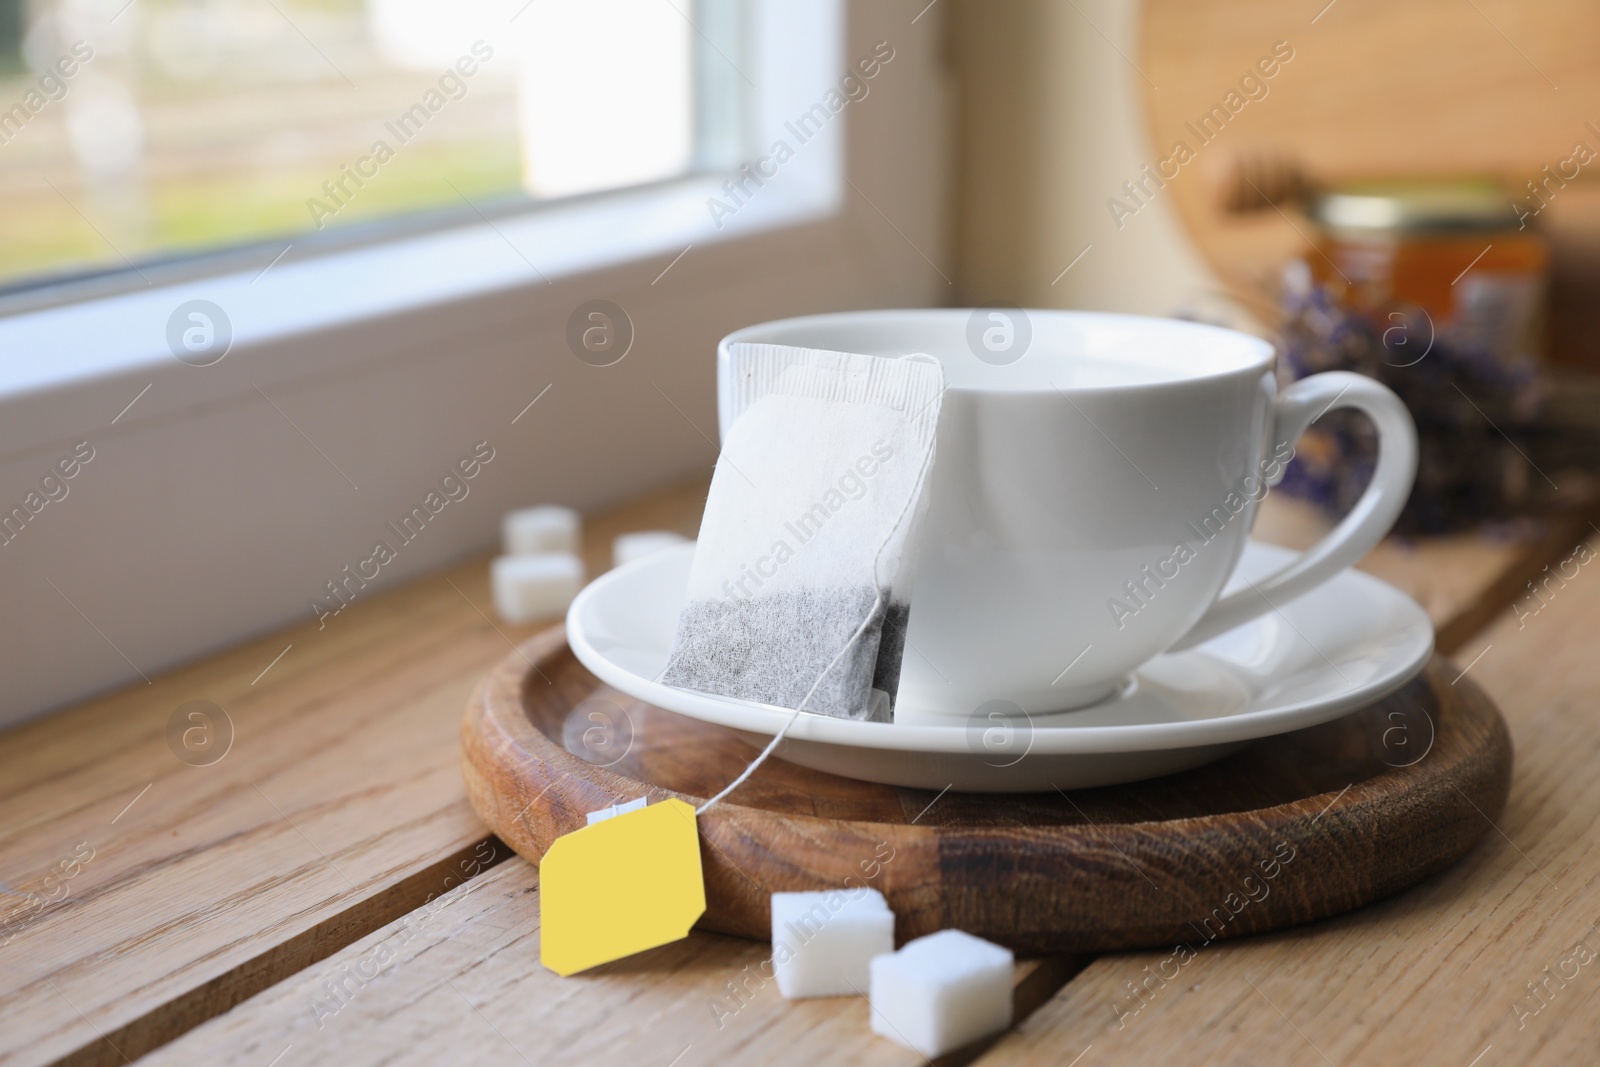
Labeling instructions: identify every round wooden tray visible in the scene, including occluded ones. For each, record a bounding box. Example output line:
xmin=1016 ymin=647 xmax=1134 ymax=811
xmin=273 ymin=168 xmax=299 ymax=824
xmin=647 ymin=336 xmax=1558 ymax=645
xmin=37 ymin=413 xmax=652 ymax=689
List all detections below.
xmin=461 ymin=627 xmax=1512 ymax=953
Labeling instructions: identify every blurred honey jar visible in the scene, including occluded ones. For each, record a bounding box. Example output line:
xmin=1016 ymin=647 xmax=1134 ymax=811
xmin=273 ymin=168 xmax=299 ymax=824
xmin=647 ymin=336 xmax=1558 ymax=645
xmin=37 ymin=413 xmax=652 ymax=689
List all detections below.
xmin=1304 ymin=179 xmax=1549 ymax=372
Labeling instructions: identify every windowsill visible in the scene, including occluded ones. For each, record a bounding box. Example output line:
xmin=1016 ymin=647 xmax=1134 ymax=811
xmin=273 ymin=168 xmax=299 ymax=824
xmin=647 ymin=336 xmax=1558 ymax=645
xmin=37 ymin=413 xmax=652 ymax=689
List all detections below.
xmin=0 ymin=171 xmax=840 ymax=406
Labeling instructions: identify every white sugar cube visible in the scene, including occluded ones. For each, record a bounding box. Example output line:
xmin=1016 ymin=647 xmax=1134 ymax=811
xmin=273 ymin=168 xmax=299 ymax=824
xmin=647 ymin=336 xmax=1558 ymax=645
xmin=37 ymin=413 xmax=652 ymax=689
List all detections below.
xmin=612 ymin=530 xmax=689 ymax=568
xmin=869 ymin=929 xmax=1014 ymax=1057
xmin=491 ymin=553 xmax=583 ymax=623
xmin=503 ymin=506 xmax=580 ymax=555
xmin=771 ymin=888 xmax=895 ymax=999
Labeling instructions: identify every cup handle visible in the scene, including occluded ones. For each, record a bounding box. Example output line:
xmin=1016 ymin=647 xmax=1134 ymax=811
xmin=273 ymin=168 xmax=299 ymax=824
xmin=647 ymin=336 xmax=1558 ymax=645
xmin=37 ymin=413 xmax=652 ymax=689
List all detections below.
xmin=1168 ymin=371 xmax=1418 ymax=652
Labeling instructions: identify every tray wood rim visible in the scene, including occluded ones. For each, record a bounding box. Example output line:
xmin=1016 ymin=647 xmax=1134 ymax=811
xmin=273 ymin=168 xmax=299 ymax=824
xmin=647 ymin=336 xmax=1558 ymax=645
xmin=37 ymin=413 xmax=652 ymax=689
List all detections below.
xmin=461 ymin=627 xmax=1513 ymax=952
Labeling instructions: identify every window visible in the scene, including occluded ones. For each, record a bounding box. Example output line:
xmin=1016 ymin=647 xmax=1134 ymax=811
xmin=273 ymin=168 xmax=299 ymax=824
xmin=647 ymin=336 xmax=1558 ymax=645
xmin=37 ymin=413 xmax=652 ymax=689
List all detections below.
xmin=0 ymin=0 xmax=950 ymax=725
xmin=0 ymin=0 xmax=742 ymax=291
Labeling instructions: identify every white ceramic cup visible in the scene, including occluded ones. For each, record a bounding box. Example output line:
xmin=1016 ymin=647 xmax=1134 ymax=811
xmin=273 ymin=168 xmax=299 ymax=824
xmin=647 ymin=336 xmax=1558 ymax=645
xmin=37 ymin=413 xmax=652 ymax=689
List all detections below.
xmin=717 ymin=309 xmax=1417 ymax=718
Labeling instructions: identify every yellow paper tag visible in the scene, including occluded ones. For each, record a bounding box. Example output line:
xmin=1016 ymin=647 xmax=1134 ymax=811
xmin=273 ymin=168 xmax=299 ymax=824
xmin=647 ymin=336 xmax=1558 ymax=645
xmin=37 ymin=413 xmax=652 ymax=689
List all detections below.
xmin=539 ymin=798 xmax=706 ymax=976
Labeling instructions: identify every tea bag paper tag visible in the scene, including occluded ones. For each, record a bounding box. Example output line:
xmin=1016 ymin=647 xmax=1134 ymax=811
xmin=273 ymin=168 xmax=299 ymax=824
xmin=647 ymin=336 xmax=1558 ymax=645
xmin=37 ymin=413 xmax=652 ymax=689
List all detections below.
xmin=539 ymin=798 xmax=706 ymax=976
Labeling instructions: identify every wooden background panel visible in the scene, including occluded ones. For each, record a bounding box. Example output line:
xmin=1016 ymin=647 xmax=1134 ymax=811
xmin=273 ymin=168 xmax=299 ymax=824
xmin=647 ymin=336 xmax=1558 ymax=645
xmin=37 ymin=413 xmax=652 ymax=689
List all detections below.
xmin=972 ymin=532 xmax=1600 ymax=1066
xmin=1145 ymin=0 xmax=1593 ymax=176
xmin=1143 ymin=0 xmax=1600 ymax=329
xmin=0 ymin=478 xmax=708 ymax=1067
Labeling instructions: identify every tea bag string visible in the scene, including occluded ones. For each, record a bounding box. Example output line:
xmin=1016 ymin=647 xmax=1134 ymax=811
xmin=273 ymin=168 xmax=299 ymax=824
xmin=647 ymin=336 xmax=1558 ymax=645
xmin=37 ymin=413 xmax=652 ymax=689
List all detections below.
xmin=696 ymin=415 xmax=940 ymax=816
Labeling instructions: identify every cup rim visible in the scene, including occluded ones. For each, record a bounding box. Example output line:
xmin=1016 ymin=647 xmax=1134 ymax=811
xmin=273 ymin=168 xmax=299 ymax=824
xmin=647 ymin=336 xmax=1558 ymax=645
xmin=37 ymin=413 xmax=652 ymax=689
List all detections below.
xmin=718 ymin=308 xmax=1276 ymax=394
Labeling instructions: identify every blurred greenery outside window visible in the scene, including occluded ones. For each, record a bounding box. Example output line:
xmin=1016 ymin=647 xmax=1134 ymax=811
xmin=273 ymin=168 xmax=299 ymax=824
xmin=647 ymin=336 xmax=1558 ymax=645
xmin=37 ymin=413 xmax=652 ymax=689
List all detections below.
xmin=0 ymin=0 xmax=742 ymax=293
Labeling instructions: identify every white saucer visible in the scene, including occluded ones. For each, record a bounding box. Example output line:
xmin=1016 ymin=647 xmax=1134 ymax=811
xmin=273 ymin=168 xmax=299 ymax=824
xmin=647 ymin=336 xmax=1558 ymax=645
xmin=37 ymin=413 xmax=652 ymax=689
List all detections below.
xmin=565 ymin=542 xmax=1434 ymax=792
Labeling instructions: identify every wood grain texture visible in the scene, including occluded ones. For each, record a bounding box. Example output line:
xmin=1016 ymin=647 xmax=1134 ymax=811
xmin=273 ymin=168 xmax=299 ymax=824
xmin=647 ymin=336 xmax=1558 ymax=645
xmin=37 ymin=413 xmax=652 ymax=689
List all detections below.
xmin=139 ymin=857 xmax=1084 ymax=1067
xmin=464 ymin=638 xmax=1512 ymax=954
xmin=1252 ymin=494 xmax=1600 ymax=655
xmin=0 ymin=476 xmax=708 ymax=1067
xmin=975 ymin=533 xmax=1600 ymax=1066
xmin=0 ymin=466 xmax=1564 ymax=1067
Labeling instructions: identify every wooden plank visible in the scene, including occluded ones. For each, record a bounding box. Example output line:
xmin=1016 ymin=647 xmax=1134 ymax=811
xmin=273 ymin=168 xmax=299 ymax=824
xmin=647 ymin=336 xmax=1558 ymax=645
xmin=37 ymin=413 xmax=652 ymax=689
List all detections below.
xmin=106 ymin=501 xmax=1561 ymax=1067
xmin=0 ymin=466 xmax=1564 ymax=1066
xmin=1432 ymin=508 xmax=1600 ymax=656
xmin=0 ymin=476 xmax=708 ymax=1067
xmin=138 ymin=858 xmax=1088 ymax=1067
xmin=970 ymin=532 xmax=1600 ymax=1066
xmin=1252 ymin=493 xmax=1598 ymax=654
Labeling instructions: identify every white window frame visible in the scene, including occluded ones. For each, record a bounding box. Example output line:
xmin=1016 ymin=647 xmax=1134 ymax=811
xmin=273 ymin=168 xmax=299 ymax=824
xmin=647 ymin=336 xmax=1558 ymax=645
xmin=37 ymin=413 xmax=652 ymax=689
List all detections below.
xmin=0 ymin=0 xmax=951 ymax=725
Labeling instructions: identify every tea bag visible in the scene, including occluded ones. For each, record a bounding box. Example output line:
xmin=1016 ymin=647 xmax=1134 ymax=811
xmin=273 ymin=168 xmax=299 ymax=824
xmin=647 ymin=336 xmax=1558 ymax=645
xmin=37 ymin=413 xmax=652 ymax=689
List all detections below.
xmin=661 ymin=344 xmax=944 ymax=721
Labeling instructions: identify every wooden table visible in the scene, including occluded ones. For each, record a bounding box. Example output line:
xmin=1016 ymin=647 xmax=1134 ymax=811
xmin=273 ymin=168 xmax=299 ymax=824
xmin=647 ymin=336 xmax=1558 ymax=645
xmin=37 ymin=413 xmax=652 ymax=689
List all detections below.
xmin=2 ymin=480 xmax=1596 ymax=1067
